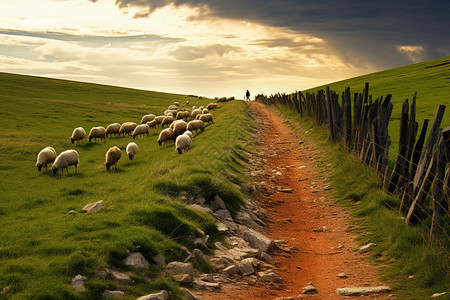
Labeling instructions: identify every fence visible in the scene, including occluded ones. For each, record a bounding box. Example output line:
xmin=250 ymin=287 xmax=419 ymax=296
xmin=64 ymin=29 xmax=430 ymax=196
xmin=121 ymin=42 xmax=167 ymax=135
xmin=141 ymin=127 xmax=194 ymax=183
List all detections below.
xmin=256 ymin=83 xmax=449 ymax=244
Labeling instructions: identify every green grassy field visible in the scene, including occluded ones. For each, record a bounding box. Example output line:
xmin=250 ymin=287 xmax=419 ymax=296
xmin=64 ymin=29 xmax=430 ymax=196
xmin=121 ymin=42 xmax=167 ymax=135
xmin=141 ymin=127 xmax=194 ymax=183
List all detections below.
xmin=0 ymin=73 xmax=254 ymax=299
xmin=303 ymin=56 xmax=450 ymax=154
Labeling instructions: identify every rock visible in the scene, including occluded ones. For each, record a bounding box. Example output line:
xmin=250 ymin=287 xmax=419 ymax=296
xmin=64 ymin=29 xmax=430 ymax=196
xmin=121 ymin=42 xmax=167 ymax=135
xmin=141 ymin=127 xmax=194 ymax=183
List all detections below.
xmin=181 ymin=288 xmax=199 ymax=300
xmin=179 ymin=191 xmax=191 ymax=202
xmin=275 ymin=171 xmax=282 ymax=176
xmin=166 ymin=262 xmax=194 ymax=278
xmin=313 ymin=226 xmax=330 ymax=232
xmin=260 ymin=252 xmax=274 ymax=262
xmin=173 ymin=274 xmax=192 ymax=284
xmin=136 ymin=290 xmax=169 ymax=300
xmin=431 ymin=292 xmax=448 ymax=298
xmin=215 ymin=209 xmax=232 ymax=221
xmin=102 ymin=290 xmax=125 ymax=298
xmin=109 ymin=270 xmax=132 ymax=285
xmin=302 ymin=284 xmax=318 ymax=294
xmin=71 ymin=274 xmax=86 ymax=291
xmin=238 ymin=258 xmax=255 ymax=275
xmin=192 ymin=279 xmax=221 ymax=291
xmin=194 ymin=197 xmax=206 ymax=205
xmin=94 ymin=270 xmax=107 ymax=279
xmin=241 ymin=183 xmax=256 ymax=194
xmin=359 ymin=243 xmax=377 ymax=254
xmin=258 ymin=271 xmax=283 ymax=283
xmin=336 ymin=286 xmax=391 ymax=296
xmin=222 ymin=264 xmax=239 ymax=276
xmin=82 ymin=200 xmax=104 ymax=213
xmin=188 ymin=204 xmax=214 ymax=215
xmin=68 ymin=210 xmax=77 ymax=214
xmin=193 ymin=237 xmax=207 ymax=248
xmin=185 ymin=249 xmax=205 ymax=263
xmin=153 ymin=253 xmax=166 ymax=266
xmin=210 ymin=195 xmax=226 ymax=211
xmin=244 ymin=229 xmax=273 ymax=253
xmin=124 ymin=252 xmax=149 ymax=269
xmin=337 ymin=272 xmax=347 ymax=278
xmin=217 ymin=221 xmax=229 ymax=233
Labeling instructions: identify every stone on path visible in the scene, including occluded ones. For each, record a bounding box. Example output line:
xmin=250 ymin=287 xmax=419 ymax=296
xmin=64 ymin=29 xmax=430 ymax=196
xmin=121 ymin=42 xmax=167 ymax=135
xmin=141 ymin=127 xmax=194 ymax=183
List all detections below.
xmin=82 ymin=200 xmax=104 ymax=213
xmin=102 ymin=290 xmax=125 ymax=298
xmin=302 ymin=283 xmax=318 ymax=294
xmin=431 ymin=292 xmax=448 ymax=298
xmin=192 ymin=279 xmax=221 ymax=291
xmin=244 ymin=229 xmax=273 ymax=253
xmin=124 ymin=252 xmax=149 ymax=269
xmin=166 ymin=262 xmax=194 ymax=279
xmin=136 ymin=290 xmax=169 ymax=300
xmin=258 ymin=270 xmax=283 ymax=283
xmin=359 ymin=243 xmax=377 ymax=254
xmin=336 ymin=286 xmax=391 ymax=296
xmin=71 ymin=274 xmax=86 ymax=291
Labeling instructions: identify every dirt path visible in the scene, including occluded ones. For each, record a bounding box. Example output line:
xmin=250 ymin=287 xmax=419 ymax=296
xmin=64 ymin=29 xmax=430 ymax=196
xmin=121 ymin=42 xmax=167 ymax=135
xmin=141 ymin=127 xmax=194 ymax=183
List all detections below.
xmin=201 ymin=102 xmax=390 ymax=299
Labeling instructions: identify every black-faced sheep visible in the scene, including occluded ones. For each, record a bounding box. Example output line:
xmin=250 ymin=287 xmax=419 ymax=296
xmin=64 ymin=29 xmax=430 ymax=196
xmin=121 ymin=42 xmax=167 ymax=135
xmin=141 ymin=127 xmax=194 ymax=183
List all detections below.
xmin=52 ymin=149 xmax=79 ymax=175
xmin=132 ymin=124 xmax=149 ymax=139
xmin=157 ymin=128 xmax=175 ymax=146
xmin=70 ymin=127 xmax=86 ymax=145
xmin=105 ymin=146 xmax=121 ymax=171
xmin=88 ymin=126 xmax=106 ymax=142
xmin=175 ymin=133 xmax=192 ymax=154
xmin=126 ymin=142 xmax=138 ymax=160
xmin=106 ymin=123 xmax=121 ymax=137
xmin=36 ymin=147 xmax=57 ymax=171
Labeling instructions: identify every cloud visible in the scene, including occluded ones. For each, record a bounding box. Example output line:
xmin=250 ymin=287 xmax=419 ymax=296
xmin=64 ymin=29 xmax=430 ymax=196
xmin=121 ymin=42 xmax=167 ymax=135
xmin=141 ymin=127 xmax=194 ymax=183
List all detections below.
xmin=170 ymin=44 xmax=240 ymax=61
xmin=111 ymin=0 xmax=450 ymax=68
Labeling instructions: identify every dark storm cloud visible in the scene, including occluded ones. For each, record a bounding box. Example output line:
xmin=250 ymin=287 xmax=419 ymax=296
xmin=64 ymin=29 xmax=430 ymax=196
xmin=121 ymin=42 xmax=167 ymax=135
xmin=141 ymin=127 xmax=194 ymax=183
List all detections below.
xmin=112 ymin=0 xmax=450 ymax=68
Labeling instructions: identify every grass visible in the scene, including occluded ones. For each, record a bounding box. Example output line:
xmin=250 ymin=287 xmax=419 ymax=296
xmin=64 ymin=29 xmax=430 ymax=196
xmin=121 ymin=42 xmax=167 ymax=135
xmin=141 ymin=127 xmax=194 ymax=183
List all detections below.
xmin=302 ymin=56 xmax=450 ymax=158
xmin=0 ymin=72 xmax=255 ymax=299
xmin=274 ymin=91 xmax=449 ymax=299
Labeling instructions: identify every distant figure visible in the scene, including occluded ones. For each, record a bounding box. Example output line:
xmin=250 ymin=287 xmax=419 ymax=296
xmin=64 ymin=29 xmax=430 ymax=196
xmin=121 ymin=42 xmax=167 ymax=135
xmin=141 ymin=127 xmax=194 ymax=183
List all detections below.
xmin=245 ymin=90 xmax=250 ymax=101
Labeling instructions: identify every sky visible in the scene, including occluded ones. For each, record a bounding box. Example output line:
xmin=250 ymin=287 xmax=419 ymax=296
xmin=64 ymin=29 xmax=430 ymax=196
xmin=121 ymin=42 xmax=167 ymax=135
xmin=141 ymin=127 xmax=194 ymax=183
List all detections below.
xmin=1 ymin=0 xmax=449 ymax=98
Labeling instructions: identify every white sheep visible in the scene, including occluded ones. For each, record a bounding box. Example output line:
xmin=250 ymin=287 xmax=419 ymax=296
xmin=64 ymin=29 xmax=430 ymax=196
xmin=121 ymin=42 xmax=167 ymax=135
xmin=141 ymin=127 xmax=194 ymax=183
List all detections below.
xmin=206 ymin=103 xmax=217 ymax=110
xmin=202 ymin=108 xmax=209 ymax=114
xmin=176 ymin=111 xmax=189 ymax=120
xmin=52 ymin=149 xmax=79 ymax=175
xmin=175 ymin=133 xmax=192 ymax=154
xmin=191 ymin=108 xmax=202 ymax=119
xmin=153 ymin=116 xmax=165 ymax=127
xmin=183 ymin=130 xmax=193 ymax=140
xmin=126 ymin=142 xmax=138 ymax=160
xmin=70 ymin=127 xmax=86 ymax=145
xmin=88 ymin=126 xmax=106 ymax=143
xmin=197 ymin=113 xmax=214 ymax=124
xmin=168 ymin=105 xmax=178 ymax=110
xmin=161 ymin=116 xmax=175 ymax=127
xmin=140 ymin=114 xmax=155 ymax=124
xmin=132 ymin=124 xmax=150 ymax=139
xmin=105 ymin=146 xmax=121 ymax=171
xmin=36 ymin=147 xmax=57 ymax=171
xmin=169 ymin=120 xmax=187 ymax=137
xmin=106 ymin=123 xmax=121 ymax=137
xmin=174 ymin=102 xmax=180 ymax=107
xmin=187 ymin=120 xmax=204 ymax=133
xmin=165 ymin=109 xmax=178 ymax=117
xmin=146 ymin=120 xmax=158 ymax=128
xmin=157 ymin=128 xmax=175 ymax=146
xmin=119 ymin=122 xmax=137 ymax=136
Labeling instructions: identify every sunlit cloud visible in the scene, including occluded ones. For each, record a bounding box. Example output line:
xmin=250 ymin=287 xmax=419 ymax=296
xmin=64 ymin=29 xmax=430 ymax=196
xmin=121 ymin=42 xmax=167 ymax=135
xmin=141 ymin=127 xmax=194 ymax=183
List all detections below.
xmin=396 ymin=45 xmax=426 ymax=63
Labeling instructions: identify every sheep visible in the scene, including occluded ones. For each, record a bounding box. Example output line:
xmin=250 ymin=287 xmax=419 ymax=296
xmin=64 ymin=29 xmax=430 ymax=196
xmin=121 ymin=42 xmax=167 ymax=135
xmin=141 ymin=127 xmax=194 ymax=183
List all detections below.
xmin=168 ymin=105 xmax=178 ymax=110
xmin=132 ymin=124 xmax=150 ymax=139
xmin=88 ymin=126 xmax=106 ymax=143
xmin=217 ymin=97 xmax=227 ymax=102
xmin=106 ymin=123 xmax=121 ymax=137
xmin=227 ymin=96 xmax=235 ymax=101
xmin=52 ymin=149 xmax=79 ymax=175
xmin=140 ymin=114 xmax=155 ymax=124
xmin=191 ymin=108 xmax=202 ymax=119
xmin=186 ymin=100 xmax=190 ymax=105
xmin=165 ymin=109 xmax=178 ymax=117
xmin=105 ymin=146 xmax=121 ymax=171
xmin=183 ymin=130 xmax=193 ymax=140
xmin=126 ymin=142 xmax=138 ymax=160
xmin=146 ymin=120 xmax=158 ymax=128
xmin=119 ymin=122 xmax=137 ymax=136
xmin=154 ymin=116 xmax=165 ymax=127
xmin=175 ymin=133 xmax=192 ymax=154
xmin=187 ymin=120 xmax=204 ymax=133
xmin=197 ymin=113 xmax=214 ymax=124
xmin=70 ymin=127 xmax=86 ymax=145
xmin=174 ymin=102 xmax=180 ymax=107
xmin=161 ymin=116 xmax=175 ymax=127
xmin=157 ymin=128 xmax=175 ymax=146
xmin=206 ymin=103 xmax=217 ymax=110
xmin=176 ymin=111 xmax=189 ymax=120
xmin=169 ymin=120 xmax=187 ymax=137
xmin=202 ymin=108 xmax=209 ymax=114
xmin=36 ymin=147 xmax=57 ymax=171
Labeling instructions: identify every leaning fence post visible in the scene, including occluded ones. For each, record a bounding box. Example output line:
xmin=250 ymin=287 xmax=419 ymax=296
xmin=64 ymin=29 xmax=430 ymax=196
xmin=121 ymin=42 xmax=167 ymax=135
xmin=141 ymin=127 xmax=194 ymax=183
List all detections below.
xmin=326 ymin=86 xmax=335 ymax=141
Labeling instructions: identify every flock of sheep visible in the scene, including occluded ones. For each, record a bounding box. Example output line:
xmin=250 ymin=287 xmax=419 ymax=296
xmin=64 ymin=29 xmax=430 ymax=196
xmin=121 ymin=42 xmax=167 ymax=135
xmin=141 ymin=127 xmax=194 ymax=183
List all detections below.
xmin=35 ymin=101 xmax=218 ymax=175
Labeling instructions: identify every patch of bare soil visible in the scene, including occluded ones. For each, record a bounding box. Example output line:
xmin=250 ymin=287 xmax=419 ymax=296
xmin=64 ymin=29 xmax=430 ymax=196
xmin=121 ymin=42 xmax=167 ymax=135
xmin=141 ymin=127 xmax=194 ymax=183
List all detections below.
xmin=200 ymin=102 xmax=390 ymax=299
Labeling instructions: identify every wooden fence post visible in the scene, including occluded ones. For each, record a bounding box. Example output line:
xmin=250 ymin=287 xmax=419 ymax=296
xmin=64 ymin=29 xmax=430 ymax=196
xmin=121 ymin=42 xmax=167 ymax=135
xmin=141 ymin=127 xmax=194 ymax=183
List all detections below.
xmin=430 ymin=134 xmax=447 ymax=239
xmin=326 ymin=86 xmax=334 ymax=141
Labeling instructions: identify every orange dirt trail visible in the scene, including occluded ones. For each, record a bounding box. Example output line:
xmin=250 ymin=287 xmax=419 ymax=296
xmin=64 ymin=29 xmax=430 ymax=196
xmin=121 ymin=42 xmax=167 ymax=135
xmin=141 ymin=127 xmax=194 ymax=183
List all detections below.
xmin=201 ymin=102 xmax=390 ymax=299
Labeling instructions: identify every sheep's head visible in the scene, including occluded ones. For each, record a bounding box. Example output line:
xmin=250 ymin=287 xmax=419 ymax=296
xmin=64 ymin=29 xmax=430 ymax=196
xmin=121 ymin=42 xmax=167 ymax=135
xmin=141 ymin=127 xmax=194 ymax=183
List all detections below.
xmin=52 ymin=167 xmax=58 ymax=174
xmin=128 ymin=153 xmax=133 ymax=160
xmin=158 ymin=140 xmax=162 ymax=146
xmin=36 ymin=163 xmax=43 ymax=171
xmin=105 ymin=162 xmax=111 ymax=171
xmin=70 ymin=137 xmax=75 ymax=144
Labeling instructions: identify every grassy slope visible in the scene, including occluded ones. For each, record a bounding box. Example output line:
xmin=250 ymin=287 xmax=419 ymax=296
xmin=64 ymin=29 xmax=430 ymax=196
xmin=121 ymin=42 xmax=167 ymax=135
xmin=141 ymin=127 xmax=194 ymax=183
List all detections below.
xmin=303 ymin=56 xmax=450 ymax=155
xmin=0 ymin=73 xmax=254 ymax=299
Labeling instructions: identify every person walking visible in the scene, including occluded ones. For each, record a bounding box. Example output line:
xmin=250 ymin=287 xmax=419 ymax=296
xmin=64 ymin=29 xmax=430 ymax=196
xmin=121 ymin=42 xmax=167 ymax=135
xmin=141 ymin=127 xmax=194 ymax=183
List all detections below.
xmin=245 ymin=90 xmax=250 ymax=101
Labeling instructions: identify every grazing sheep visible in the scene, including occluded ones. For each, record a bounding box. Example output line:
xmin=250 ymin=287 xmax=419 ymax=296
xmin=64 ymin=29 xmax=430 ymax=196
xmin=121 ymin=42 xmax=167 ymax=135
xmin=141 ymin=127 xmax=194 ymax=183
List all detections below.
xmin=165 ymin=109 xmax=178 ymax=117
xmin=170 ymin=120 xmax=187 ymax=137
xmin=227 ymin=96 xmax=235 ymax=101
xmin=105 ymin=146 xmax=121 ymax=171
xmin=175 ymin=133 xmax=192 ymax=154
xmin=168 ymin=105 xmax=178 ymax=110
xmin=140 ymin=114 xmax=155 ymax=124
xmin=176 ymin=111 xmax=189 ymax=120
xmin=52 ymin=149 xmax=79 ymax=175
xmin=36 ymin=147 xmax=57 ymax=171
xmin=217 ymin=97 xmax=227 ymax=102
xmin=154 ymin=116 xmax=165 ymax=127
xmin=187 ymin=120 xmax=204 ymax=133
xmin=146 ymin=120 xmax=158 ymax=128
xmin=186 ymin=100 xmax=190 ymax=105
xmin=161 ymin=116 xmax=175 ymax=127
xmin=70 ymin=127 xmax=86 ymax=145
xmin=126 ymin=142 xmax=138 ymax=160
xmin=106 ymin=123 xmax=121 ymax=137
xmin=132 ymin=124 xmax=150 ymax=139
xmin=119 ymin=122 xmax=137 ymax=136
xmin=202 ymin=108 xmax=209 ymax=114
xmin=88 ymin=126 xmax=106 ymax=143
xmin=197 ymin=113 xmax=214 ymax=124
xmin=157 ymin=128 xmax=175 ymax=146
xmin=206 ymin=103 xmax=217 ymax=110
xmin=174 ymin=102 xmax=180 ymax=107
xmin=191 ymin=108 xmax=202 ymax=119
xmin=183 ymin=130 xmax=193 ymax=140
